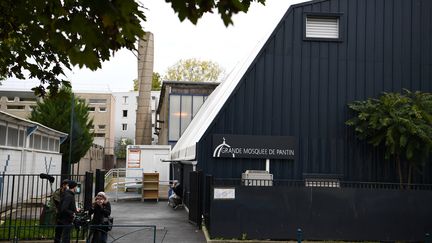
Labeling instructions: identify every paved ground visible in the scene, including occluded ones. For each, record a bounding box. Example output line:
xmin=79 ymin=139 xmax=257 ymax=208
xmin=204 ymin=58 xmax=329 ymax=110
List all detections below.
xmin=107 ymin=199 xmax=206 ymax=243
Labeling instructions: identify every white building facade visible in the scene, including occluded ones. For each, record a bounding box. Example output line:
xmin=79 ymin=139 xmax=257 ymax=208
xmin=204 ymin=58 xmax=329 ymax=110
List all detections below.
xmin=0 ymin=111 xmax=67 ymax=175
xmin=113 ymin=91 xmax=160 ymax=145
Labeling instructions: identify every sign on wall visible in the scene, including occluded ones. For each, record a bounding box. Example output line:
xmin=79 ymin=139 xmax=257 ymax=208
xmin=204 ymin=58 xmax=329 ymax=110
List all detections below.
xmin=127 ymin=149 xmax=141 ymax=168
xmin=212 ymin=134 xmax=295 ymax=159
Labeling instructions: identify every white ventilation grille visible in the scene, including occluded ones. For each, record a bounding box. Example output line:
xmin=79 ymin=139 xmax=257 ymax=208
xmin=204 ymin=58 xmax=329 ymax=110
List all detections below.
xmin=306 ymin=16 xmax=339 ymax=39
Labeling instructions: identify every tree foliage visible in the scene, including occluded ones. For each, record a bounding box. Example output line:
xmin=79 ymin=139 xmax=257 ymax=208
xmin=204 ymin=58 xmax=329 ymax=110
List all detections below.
xmin=346 ymin=90 xmax=432 ymax=185
xmin=152 ymin=72 xmax=162 ymax=91
xmin=164 ymin=58 xmax=224 ymax=82
xmin=167 ymin=0 xmax=266 ymax=26
xmin=30 ymin=87 xmax=94 ymax=175
xmin=115 ymin=138 xmax=134 ymax=159
xmin=1 ymin=0 xmax=265 ymax=96
xmin=133 ymin=72 xmax=161 ymax=91
xmin=0 ymin=0 xmax=146 ymax=96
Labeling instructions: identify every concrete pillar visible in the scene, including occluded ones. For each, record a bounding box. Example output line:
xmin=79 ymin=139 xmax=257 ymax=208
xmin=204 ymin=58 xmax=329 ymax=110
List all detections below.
xmin=135 ymin=32 xmax=154 ymax=145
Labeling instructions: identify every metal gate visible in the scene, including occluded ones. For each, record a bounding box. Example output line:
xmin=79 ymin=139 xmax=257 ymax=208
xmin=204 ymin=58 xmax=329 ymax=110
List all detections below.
xmin=0 ymin=173 xmax=92 ymax=241
xmin=188 ymin=171 xmax=203 ymax=227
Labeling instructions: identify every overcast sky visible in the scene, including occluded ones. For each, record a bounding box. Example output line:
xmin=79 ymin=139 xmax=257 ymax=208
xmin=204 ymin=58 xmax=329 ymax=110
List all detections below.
xmin=2 ymin=0 xmax=304 ymax=92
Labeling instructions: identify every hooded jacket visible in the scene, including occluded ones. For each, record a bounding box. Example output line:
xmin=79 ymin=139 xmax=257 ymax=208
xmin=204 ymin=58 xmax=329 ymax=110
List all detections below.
xmin=58 ymin=190 xmax=76 ymax=224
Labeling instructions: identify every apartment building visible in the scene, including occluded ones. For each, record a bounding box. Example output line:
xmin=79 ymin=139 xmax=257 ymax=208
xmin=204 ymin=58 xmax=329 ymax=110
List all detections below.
xmin=113 ymin=91 xmax=160 ymax=145
xmin=76 ymin=92 xmax=116 ymax=158
xmin=0 ymin=89 xmax=115 ymax=169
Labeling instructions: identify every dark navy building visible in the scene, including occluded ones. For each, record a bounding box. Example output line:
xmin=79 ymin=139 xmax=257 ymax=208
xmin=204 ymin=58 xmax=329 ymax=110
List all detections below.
xmin=170 ymin=0 xmax=432 ymax=241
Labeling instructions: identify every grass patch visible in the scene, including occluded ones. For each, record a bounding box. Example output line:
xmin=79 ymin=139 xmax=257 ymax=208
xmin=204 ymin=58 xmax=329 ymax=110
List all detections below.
xmin=0 ymin=219 xmax=86 ymax=240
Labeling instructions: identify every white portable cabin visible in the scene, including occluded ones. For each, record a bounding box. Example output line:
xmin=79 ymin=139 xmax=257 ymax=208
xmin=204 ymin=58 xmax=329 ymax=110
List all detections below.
xmin=125 ymin=145 xmax=171 ymax=186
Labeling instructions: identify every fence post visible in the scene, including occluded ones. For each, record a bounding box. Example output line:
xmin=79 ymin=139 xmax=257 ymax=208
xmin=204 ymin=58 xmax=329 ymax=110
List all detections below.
xmin=8 ymin=175 xmax=15 ymax=240
xmin=426 ymin=233 xmax=431 ymax=243
xmin=84 ymin=172 xmax=93 ymax=211
xmin=297 ymin=228 xmax=302 ymax=243
xmin=95 ymin=169 xmax=106 ymax=196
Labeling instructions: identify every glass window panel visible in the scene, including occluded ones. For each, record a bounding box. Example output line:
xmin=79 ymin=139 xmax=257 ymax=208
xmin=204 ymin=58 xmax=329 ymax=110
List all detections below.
xmin=0 ymin=125 xmax=6 ymax=145
xmin=29 ymin=134 xmax=34 ymax=148
xmin=180 ymin=95 xmax=192 ymax=135
xmin=169 ymin=95 xmax=181 ymax=141
xmin=192 ymin=96 xmax=205 ymax=117
xmin=34 ymin=134 xmax=42 ymax=150
xmin=7 ymin=127 xmax=19 ymax=147
xmin=18 ymin=129 xmax=25 ymax=147
xmin=54 ymin=139 xmax=60 ymax=152
xmin=42 ymin=136 xmax=49 ymax=150
xmin=49 ymin=138 xmax=55 ymax=151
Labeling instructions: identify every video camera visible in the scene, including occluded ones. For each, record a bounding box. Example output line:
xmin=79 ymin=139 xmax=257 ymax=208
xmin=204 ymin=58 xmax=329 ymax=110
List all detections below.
xmin=73 ymin=210 xmax=91 ymax=228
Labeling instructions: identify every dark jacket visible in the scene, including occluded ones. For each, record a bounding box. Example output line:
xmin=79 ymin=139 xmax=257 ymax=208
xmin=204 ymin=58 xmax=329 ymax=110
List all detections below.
xmin=89 ymin=201 xmax=111 ymax=225
xmin=173 ymin=184 xmax=183 ymax=198
xmin=58 ymin=190 xmax=76 ymax=224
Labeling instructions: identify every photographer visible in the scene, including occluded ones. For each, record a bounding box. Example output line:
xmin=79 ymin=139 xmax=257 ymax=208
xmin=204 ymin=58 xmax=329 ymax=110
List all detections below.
xmin=89 ymin=192 xmax=111 ymax=243
xmin=54 ymin=180 xmax=79 ymax=243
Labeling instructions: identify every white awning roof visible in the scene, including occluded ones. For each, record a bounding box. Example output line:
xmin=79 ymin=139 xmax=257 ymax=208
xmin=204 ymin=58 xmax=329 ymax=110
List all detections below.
xmin=0 ymin=111 xmax=68 ymax=138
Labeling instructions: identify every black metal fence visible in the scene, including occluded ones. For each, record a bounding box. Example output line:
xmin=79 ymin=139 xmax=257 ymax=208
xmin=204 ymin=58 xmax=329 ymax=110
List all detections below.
xmin=205 ymin=177 xmax=432 ymax=241
xmin=0 ymin=174 xmax=86 ymax=241
xmin=11 ymin=224 xmax=158 ymax=243
xmin=212 ymin=177 xmax=432 ymax=190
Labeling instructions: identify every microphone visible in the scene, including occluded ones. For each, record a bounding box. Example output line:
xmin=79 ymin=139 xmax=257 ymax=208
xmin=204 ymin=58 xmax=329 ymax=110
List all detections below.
xmin=39 ymin=173 xmax=55 ymax=184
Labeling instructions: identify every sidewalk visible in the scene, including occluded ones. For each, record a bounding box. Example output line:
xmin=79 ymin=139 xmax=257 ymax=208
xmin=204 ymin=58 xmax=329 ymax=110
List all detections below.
xmin=109 ymin=199 xmax=206 ymax=243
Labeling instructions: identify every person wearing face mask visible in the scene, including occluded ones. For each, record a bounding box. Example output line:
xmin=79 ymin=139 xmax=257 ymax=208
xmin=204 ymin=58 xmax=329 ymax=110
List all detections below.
xmin=54 ymin=180 xmax=79 ymax=243
xmin=89 ymin=191 xmax=111 ymax=243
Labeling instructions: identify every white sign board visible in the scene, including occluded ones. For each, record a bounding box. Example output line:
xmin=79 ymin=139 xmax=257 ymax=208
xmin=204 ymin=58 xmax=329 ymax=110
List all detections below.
xmin=214 ymin=188 xmax=236 ymax=200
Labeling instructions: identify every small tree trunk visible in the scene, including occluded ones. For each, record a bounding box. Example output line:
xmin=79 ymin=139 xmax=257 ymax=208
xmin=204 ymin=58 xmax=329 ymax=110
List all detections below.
xmin=396 ymin=155 xmax=403 ymax=189
xmin=407 ymin=163 xmax=413 ymax=188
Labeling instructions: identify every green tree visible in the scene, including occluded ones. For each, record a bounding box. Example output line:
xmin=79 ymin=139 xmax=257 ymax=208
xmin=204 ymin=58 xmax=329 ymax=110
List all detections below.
xmin=30 ymin=87 xmax=94 ymax=176
xmin=0 ymin=0 xmax=265 ymax=96
xmin=115 ymin=138 xmax=134 ymax=159
xmin=152 ymin=72 xmax=162 ymax=91
xmin=133 ymin=79 xmax=138 ymax=91
xmin=164 ymin=58 xmax=224 ymax=82
xmin=133 ymin=73 xmax=162 ymax=91
xmin=346 ymin=90 xmax=432 ymax=186
xmin=167 ymin=0 xmax=266 ymax=26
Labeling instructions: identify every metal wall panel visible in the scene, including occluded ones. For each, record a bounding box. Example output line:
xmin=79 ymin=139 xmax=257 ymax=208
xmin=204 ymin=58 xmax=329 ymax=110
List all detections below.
xmin=197 ymin=0 xmax=432 ymax=183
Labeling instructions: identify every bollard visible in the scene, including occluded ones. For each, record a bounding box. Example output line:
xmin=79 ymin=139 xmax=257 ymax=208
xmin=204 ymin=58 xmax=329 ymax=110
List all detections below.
xmin=297 ymin=228 xmax=302 ymax=243
xmin=426 ymin=233 xmax=431 ymax=243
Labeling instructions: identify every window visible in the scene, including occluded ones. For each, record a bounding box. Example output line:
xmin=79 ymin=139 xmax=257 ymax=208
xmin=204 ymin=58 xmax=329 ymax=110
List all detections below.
xmin=19 ymin=129 xmax=25 ymax=147
xmin=34 ymin=134 xmax=42 ymax=150
xmin=305 ymin=15 xmax=340 ymax=40
xmin=94 ymin=133 xmax=105 ymax=137
xmin=7 ymin=127 xmax=19 ymax=147
xmin=168 ymin=94 xmax=207 ymax=142
xmin=42 ymin=136 xmax=49 ymax=150
xmin=123 ymin=96 xmax=128 ymax=104
xmin=98 ymin=125 xmax=106 ymax=130
xmin=89 ymin=107 xmax=95 ymax=112
xmin=7 ymin=105 xmax=25 ymax=110
xmin=0 ymin=125 xmax=6 ymax=145
xmin=122 ymin=110 xmax=128 ymax=117
xmin=49 ymin=138 xmax=55 ymax=151
xmin=53 ymin=139 xmax=60 ymax=152
xmin=99 ymin=107 xmax=107 ymax=112
xmin=151 ymin=96 xmax=156 ymax=100
xmin=88 ymin=99 xmax=107 ymax=104
xmin=90 ymin=125 xmax=94 ymax=130
xmin=169 ymin=95 xmax=181 ymax=141
xmin=19 ymin=97 xmax=37 ymax=102
xmin=122 ymin=124 xmax=128 ymax=131
xmin=7 ymin=97 xmax=15 ymax=102
xmin=305 ymin=178 xmax=340 ymax=188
